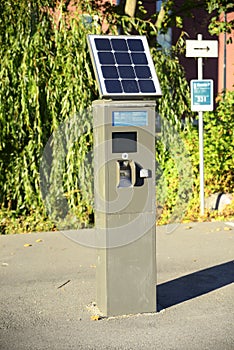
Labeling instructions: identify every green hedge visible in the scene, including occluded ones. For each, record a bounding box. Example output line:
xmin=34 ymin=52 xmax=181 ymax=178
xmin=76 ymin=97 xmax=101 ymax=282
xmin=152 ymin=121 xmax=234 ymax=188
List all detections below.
xmin=0 ymin=1 xmax=100 ymax=233
xmin=3 ymin=1 xmax=232 ymax=233
xmin=157 ymin=91 xmax=234 ymax=224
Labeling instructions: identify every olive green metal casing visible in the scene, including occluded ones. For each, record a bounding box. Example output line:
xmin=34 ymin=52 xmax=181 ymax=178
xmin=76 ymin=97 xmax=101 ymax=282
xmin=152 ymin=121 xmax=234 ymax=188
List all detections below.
xmin=93 ymin=99 xmax=156 ymax=317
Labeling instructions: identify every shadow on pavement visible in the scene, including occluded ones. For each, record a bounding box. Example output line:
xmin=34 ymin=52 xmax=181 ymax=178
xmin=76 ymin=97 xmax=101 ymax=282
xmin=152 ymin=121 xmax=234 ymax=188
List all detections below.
xmin=157 ymin=260 xmax=234 ymax=310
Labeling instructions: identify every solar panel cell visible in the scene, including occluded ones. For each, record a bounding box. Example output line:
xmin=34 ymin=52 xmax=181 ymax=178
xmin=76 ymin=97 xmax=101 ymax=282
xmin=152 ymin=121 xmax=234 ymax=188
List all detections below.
xmin=115 ymin=53 xmax=131 ymax=64
xmin=122 ymin=80 xmax=139 ymax=93
xmin=101 ymin=66 xmax=119 ymax=78
xmin=98 ymin=52 xmax=115 ymax=64
xmin=105 ymin=79 xmax=123 ymax=93
xmin=111 ymin=39 xmax=128 ymax=51
xmin=139 ymin=80 xmax=156 ymax=93
xmin=131 ymin=53 xmax=148 ymax=65
xmin=135 ymin=66 xmax=151 ymax=79
xmin=95 ymin=38 xmax=111 ymax=51
xmin=127 ymin=39 xmax=144 ymax=51
xmin=118 ymin=66 xmax=135 ymax=78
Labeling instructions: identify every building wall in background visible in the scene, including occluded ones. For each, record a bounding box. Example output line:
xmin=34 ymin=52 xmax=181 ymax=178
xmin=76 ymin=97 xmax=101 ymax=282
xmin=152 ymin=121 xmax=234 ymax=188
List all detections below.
xmin=218 ymin=11 xmax=234 ymax=93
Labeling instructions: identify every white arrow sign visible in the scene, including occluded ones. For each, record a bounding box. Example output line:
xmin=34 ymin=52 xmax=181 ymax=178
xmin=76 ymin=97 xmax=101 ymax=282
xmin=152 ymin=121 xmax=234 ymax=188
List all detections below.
xmin=186 ymin=39 xmax=218 ymax=58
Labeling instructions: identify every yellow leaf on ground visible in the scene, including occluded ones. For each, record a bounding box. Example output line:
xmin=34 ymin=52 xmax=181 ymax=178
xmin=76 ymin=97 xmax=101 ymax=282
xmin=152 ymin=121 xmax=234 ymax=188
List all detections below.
xmin=24 ymin=243 xmax=32 ymax=247
xmin=91 ymin=315 xmax=101 ymax=321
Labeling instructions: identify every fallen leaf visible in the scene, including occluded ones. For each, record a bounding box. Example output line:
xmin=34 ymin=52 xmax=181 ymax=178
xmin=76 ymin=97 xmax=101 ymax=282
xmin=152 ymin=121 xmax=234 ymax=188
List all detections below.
xmin=224 ymin=226 xmax=232 ymax=231
xmin=35 ymin=239 xmax=43 ymax=243
xmin=24 ymin=243 xmax=32 ymax=247
xmin=91 ymin=315 xmax=101 ymax=321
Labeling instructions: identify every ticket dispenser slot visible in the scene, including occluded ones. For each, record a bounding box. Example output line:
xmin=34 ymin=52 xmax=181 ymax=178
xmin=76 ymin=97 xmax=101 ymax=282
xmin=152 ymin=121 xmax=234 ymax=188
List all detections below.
xmin=116 ymin=161 xmax=151 ymax=188
xmin=117 ymin=160 xmax=136 ymax=188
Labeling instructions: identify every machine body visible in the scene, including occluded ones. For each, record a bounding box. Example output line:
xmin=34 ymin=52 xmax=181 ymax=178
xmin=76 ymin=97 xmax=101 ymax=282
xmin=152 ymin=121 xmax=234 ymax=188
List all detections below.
xmin=93 ymin=99 xmax=156 ymax=316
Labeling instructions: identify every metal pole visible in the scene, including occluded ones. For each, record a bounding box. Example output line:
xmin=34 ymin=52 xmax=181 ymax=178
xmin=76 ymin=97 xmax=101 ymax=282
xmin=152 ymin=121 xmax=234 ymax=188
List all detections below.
xmin=223 ymin=12 xmax=227 ymax=94
xmin=198 ymin=111 xmax=205 ymax=215
xmin=197 ymin=34 xmax=205 ymax=215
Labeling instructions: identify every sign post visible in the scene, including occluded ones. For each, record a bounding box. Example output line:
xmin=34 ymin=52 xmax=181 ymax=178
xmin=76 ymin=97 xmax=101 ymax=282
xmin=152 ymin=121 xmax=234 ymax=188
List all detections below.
xmin=186 ymin=34 xmax=218 ymax=215
xmin=197 ymin=34 xmax=205 ymax=216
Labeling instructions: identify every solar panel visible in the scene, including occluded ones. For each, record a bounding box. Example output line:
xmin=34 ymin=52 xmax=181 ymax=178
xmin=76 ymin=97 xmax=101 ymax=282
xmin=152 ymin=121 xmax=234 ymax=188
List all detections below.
xmin=87 ymin=35 xmax=162 ymax=99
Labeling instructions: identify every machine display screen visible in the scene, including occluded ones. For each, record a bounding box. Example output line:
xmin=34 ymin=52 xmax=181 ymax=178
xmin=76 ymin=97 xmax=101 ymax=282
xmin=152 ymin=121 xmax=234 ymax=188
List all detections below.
xmin=112 ymin=111 xmax=148 ymax=127
xmin=112 ymin=132 xmax=137 ymax=153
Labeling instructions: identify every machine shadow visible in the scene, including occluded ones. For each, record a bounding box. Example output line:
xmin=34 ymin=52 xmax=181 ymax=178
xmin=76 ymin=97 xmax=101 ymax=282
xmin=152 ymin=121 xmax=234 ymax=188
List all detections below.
xmin=157 ymin=260 xmax=234 ymax=310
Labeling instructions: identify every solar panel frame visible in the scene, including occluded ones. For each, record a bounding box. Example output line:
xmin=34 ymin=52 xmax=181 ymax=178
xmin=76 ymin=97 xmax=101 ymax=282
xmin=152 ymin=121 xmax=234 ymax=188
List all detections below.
xmin=87 ymin=35 xmax=162 ymax=99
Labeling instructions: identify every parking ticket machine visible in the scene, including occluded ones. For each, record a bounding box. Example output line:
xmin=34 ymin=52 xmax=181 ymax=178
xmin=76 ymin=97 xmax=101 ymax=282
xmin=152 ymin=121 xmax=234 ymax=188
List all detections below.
xmin=93 ymin=100 xmax=156 ymax=316
xmin=88 ymin=34 xmax=161 ymax=317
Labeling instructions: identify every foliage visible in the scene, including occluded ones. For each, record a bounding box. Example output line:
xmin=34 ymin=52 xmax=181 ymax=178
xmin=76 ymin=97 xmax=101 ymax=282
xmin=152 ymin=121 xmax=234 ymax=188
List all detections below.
xmin=183 ymin=91 xmax=234 ymax=194
xmin=157 ymin=91 xmax=234 ymax=224
xmin=152 ymin=46 xmax=191 ymax=126
xmin=156 ymin=121 xmax=195 ymax=225
xmin=0 ymin=0 xmax=100 ymax=233
xmin=0 ymin=208 xmax=56 ymax=235
xmin=0 ymin=0 xmax=194 ymax=234
xmin=207 ymin=0 xmax=234 ymax=39
xmin=0 ymin=0 xmax=233 ymax=233
xmin=118 ymin=0 xmax=234 ymax=37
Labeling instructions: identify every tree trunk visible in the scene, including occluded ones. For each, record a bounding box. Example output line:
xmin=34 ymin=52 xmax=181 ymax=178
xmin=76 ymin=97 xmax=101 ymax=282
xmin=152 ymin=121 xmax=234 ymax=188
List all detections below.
xmin=124 ymin=0 xmax=137 ymax=17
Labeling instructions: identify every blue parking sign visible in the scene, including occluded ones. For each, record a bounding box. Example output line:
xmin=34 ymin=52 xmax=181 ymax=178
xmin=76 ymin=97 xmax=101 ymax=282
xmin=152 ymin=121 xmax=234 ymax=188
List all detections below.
xmin=190 ymin=79 xmax=213 ymax=111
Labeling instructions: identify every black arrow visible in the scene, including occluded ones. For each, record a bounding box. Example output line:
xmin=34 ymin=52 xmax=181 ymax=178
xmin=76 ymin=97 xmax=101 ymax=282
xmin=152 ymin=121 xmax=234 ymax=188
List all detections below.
xmin=194 ymin=46 xmax=210 ymax=51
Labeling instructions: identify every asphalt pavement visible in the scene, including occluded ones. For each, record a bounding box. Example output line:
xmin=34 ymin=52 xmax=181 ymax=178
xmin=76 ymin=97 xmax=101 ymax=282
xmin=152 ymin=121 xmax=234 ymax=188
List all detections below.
xmin=0 ymin=221 xmax=233 ymax=350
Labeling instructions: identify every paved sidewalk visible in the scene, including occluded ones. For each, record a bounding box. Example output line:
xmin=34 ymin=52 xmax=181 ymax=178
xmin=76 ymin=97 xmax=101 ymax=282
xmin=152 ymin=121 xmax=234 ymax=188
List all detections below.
xmin=0 ymin=221 xmax=233 ymax=350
